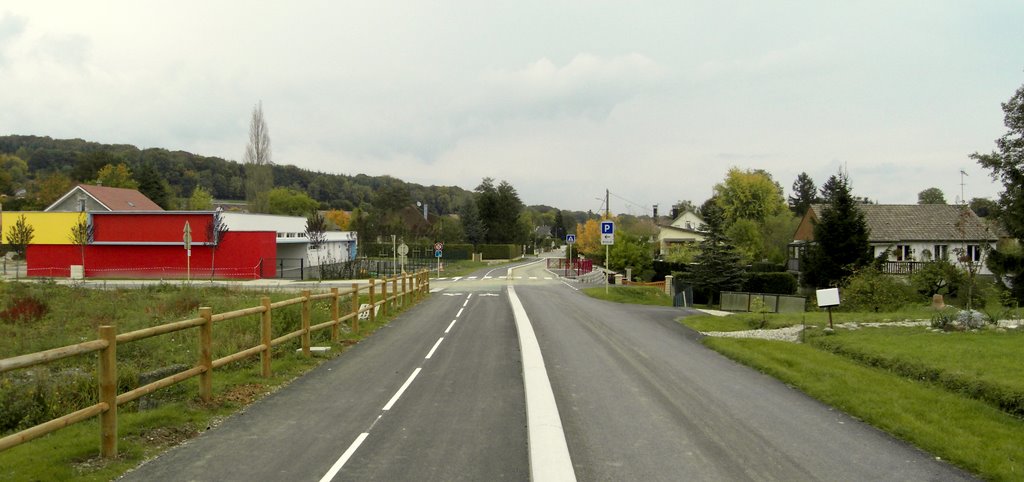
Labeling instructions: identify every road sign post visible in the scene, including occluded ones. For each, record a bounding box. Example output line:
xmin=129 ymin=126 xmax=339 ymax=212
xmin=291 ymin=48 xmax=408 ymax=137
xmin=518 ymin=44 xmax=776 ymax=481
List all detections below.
xmin=601 ymin=221 xmax=614 ymax=293
xmin=183 ymin=221 xmax=193 ymax=283
xmin=434 ymin=242 xmax=444 ymax=277
xmin=565 ymin=234 xmax=576 ymax=278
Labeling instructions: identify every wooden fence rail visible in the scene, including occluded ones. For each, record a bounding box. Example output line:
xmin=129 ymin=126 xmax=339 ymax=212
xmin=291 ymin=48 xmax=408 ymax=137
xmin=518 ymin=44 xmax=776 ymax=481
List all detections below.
xmin=0 ymin=270 xmax=430 ymax=457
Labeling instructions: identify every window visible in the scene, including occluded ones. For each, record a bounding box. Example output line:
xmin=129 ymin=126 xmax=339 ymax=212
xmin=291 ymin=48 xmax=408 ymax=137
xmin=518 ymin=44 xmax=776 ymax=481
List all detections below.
xmin=966 ymin=245 xmax=982 ymax=263
xmin=895 ymin=245 xmax=913 ymax=261
xmin=933 ymin=244 xmax=948 ymax=261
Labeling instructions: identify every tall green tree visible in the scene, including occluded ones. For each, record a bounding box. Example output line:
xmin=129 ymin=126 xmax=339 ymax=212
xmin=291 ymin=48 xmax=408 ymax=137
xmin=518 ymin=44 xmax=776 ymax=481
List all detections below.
xmin=917 ymin=187 xmax=946 ymax=204
xmin=973 ymin=81 xmax=1024 ymax=299
xmin=801 ymin=171 xmax=873 ymax=288
xmin=243 ymin=101 xmax=274 ymax=213
xmin=460 ymin=197 xmax=487 ymax=248
xmin=684 ymin=203 xmax=745 ymax=305
xmin=788 ymin=172 xmax=818 ymax=216
xmin=135 ymin=163 xmax=171 ymax=208
xmin=713 ymin=167 xmax=787 ymax=225
xmin=476 ymin=178 xmax=525 ymax=244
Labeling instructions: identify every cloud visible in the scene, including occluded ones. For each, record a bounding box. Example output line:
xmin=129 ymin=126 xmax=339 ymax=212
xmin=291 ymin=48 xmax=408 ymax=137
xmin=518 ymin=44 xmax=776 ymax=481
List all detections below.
xmin=478 ymin=52 xmax=666 ymax=119
xmin=0 ymin=12 xmax=27 ymax=65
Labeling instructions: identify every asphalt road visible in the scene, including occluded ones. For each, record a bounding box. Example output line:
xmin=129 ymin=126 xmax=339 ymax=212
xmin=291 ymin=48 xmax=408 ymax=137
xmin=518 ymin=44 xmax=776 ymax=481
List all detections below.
xmin=122 ymin=255 xmax=975 ymax=481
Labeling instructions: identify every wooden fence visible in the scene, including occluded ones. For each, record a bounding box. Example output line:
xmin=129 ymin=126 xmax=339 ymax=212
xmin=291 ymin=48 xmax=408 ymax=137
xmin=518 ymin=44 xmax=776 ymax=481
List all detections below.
xmin=0 ymin=270 xmax=430 ymax=458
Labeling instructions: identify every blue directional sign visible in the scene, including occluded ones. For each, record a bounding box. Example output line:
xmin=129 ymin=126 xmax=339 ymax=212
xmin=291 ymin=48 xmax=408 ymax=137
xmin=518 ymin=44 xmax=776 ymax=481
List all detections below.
xmin=435 ymin=249 xmax=443 ymax=258
xmin=601 ymin=221 xmax=615 ymax=246
xmin=565 ymin=234 xmax=576 ymax=244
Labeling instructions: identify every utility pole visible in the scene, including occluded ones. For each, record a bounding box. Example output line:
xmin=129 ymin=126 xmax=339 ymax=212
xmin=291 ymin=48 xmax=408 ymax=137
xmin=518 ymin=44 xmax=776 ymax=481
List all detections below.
xmin=605 ymin=189 xmax=610 ymax=219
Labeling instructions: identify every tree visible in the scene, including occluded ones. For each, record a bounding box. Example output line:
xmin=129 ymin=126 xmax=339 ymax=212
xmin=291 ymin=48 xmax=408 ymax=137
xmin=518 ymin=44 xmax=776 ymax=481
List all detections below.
xmin=243 ymin=101 xmax=274 ymax=213
xmin=460 ymin=198 xmax=486 ymax=249
xmin=552 ymin=210 xmax=567 ymax=240
xmin=917 ymin=187 xmax=946 ymax=204
xmin=135 ymin=163 xmax=172 ymax=208
xmin=306 ymin=209 xmax=328 ymax=279
xmin=607 ymin=232 xmax=653 ymax=275
xmin=684 ymin=203 xmax=745 ymax=305
xmin=968 ymin=197 xmax=999 ymax=219
xmin=189 ymin=186 xmax=214 ymax=210
xmin=206 ymin=209 xmax=229 ymax=279
xmin=68 ymin=212 xmax=93 ymax=271
xmin=31 ymin=172 xmax=73 ymax=209
xmin=801 ymin=171 xmax=873 ymax=288
xmin=575 ymin=218 xmax=603 ymax=260
xmin=325 ymin=209 xmax=351 ymax=230
xmin=713 ymin=167 xmax=787 ymax=225
xmin=788 ymin=172 xmax=818 ymax=216
xmin=93 ymin=163 xmax=139 ymax=189
xmin=5 ymin=214 xmax=35 ymax=259
xmin=267 ymin=187 xmax=319 ymax=216
xmin=972 ymin=80 xmax=1024 ymax=300
xmin=475 ymin=178 xmax=525 ymax=244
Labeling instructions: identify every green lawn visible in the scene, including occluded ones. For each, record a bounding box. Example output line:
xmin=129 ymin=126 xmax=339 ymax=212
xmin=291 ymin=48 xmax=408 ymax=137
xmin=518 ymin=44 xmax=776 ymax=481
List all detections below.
xmin=683 ymin=304 xmax=1024 ymax=482
xmin=706 ymin=337 xmax=1023 ymax=480
xmin=582 ymin=286 xmax=673 ymax=306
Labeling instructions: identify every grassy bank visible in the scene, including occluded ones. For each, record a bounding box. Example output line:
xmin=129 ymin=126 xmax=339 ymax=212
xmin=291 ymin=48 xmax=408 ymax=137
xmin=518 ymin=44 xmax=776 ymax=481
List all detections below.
xmin=582 ymin=286 xmax=673 ymax=306
xmin=686 ymin=311 xmax=1024 ymax=480
xmin=0 ymin=280 xmax=409 ymax=480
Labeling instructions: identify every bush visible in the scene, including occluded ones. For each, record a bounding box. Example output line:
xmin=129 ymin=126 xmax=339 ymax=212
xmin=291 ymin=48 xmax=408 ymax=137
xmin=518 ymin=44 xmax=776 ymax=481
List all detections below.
xmin=931 ymin=307 xmax=987 ymax=331
xmin=749 ymin=262 xmax=786 ymax=273
xmin=910 ymin=259 xmax=964 ymax=297
xmin=743 ymin=272 xmax=798 ymax=295
xmin=840 ymin=266 xmax=916 ymax=312
xmin=0 ymin=294 xmax=49 ymax=324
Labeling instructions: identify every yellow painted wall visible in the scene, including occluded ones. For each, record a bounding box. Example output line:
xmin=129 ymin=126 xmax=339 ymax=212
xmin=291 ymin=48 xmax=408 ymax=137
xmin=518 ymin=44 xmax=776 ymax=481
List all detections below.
xmin=0 ymin=212 xmax=83 ymax=245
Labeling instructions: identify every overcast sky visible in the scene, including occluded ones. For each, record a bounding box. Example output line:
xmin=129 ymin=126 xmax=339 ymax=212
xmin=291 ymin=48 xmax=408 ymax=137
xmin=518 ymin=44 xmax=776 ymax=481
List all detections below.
xmin=2 ymin=2 xmax=1022 ymax=214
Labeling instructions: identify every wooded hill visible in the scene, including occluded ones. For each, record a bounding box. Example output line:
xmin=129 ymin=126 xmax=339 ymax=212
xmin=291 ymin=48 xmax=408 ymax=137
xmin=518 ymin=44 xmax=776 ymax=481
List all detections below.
xmin=0 ymin=135 xmax=474 ymax=214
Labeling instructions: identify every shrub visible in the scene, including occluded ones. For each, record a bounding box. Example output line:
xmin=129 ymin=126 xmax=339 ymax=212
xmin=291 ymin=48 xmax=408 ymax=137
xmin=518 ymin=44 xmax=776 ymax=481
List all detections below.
xmin=931 ymin=307 xmax=987 ymax=331
xmin=840 ymin=266 xmax=915 ymax=312
xmin=0 ymin=294 xmax=49 ymax=324
xmin=910 ymin=259 xmax=964 ymax=297
xmin=743 ymin=272 xmax=798 ymax=295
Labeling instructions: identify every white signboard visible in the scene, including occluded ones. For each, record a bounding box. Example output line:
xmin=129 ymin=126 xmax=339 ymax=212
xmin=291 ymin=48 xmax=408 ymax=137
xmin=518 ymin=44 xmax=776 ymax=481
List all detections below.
xmin=600 ymin=221 xmax=615 ymax=246
xmin=816 ymin=288 xmax=840 ymax=308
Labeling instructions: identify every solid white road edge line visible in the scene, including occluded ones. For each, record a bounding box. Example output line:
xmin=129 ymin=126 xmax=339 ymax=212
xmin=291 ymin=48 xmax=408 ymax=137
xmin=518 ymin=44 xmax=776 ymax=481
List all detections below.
xmin=507 ymin=285 xmax=577 ymax=481
xmin=426 ymin=337 xmax=444 ymax=359
xmin=383 ymin=367 xmax=421 ymax=411
xmin=319 ymin=432 xmax=369 ymax=482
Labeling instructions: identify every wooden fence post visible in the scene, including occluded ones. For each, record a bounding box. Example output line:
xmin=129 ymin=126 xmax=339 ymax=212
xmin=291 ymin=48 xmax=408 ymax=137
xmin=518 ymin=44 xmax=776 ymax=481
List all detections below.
xmin=402 ymin=273 xmax=407 ymax=307
xmin=199 ymin=307 xmax=213 ymax=403
xmin=369 ymin=279 xmax=376 ymax=324
xmin=261 ymin=296 xmax=272 ymax=377
xmin=425 ymin=269 xmax=429 ymax=294
xmin=351 ymin=283 xmax=360 ymax=335
xmin=330 ymin=287 xmax=339 ymax=342
xmin=301 ymin=290 xmax=311 ymax=358
xmin=381 ymin=277 xmax=388 ymax=318
xmin=98 ymin=325 xmax=117 ymax=458
xmin=392 ymin=276 xmax=399 ymax=309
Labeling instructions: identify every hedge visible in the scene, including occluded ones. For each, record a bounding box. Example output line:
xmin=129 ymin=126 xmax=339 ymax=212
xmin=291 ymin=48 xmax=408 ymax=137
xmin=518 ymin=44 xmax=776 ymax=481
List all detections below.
xmin=742 ymin=272 xmax=798 ymax=295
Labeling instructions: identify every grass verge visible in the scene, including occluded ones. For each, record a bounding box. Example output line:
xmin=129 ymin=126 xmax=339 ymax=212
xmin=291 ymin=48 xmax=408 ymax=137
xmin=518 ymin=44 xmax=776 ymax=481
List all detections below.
xmin=582 ymin=286 xmax=672 ymax=306
xmin=704 ymin=337 xmax=1024 ymax=480
xmin=0 ymin=281 xmax=417 ymax=481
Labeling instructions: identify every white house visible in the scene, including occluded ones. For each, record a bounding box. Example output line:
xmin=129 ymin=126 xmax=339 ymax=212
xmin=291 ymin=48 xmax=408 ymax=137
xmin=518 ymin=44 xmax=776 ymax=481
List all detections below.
xmin=791 ymin=204 xmax=1000 ymax=275
xmin=657 ymin=210 xmax=706 ymax=257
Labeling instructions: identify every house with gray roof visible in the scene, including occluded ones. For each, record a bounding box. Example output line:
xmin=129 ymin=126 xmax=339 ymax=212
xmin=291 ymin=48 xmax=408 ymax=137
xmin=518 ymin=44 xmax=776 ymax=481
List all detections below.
xmin=790 ymin=204 xmax=999 ymax=275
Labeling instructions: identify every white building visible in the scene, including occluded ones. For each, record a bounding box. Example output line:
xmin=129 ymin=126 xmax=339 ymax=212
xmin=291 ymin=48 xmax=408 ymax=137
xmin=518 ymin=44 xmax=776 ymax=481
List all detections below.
xmin=220 ymin=212 xmax=357 ymax=267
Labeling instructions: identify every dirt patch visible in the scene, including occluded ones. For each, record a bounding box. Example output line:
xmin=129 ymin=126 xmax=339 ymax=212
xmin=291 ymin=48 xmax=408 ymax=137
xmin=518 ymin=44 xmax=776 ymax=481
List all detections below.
xmin=211 ymin=383 xmax=268 ymax=407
